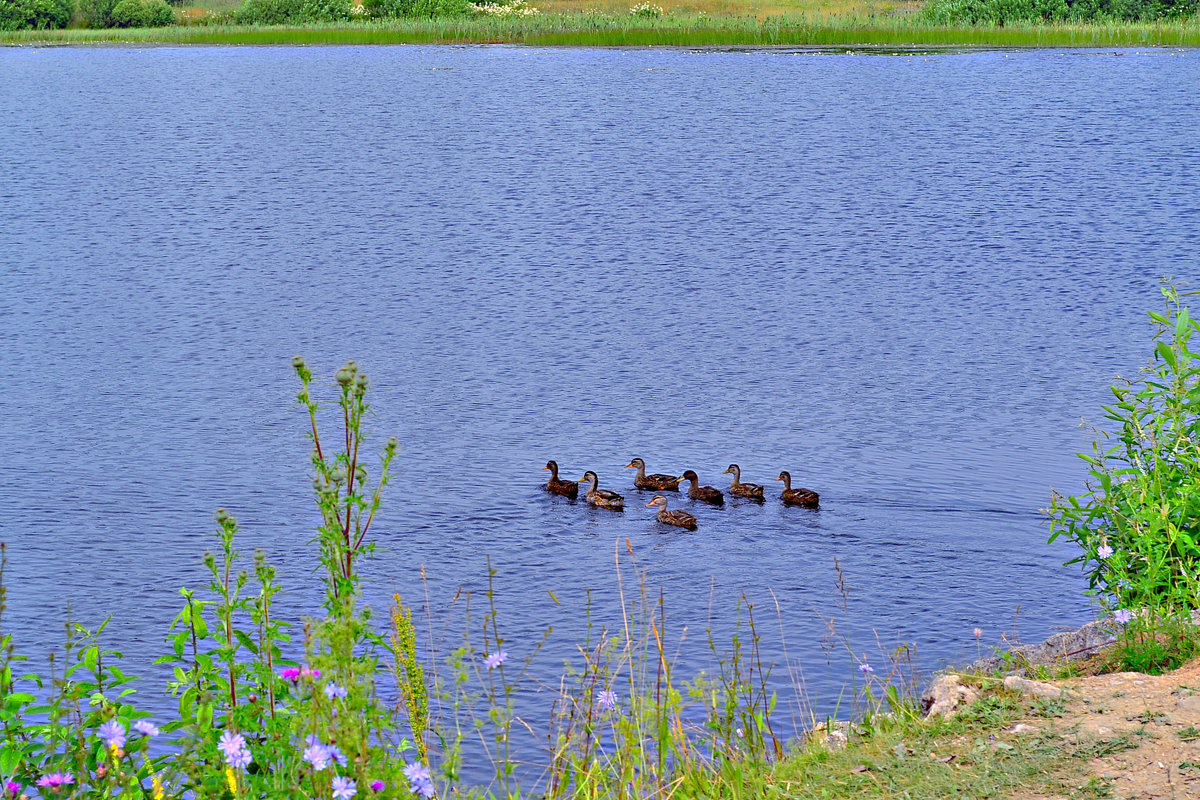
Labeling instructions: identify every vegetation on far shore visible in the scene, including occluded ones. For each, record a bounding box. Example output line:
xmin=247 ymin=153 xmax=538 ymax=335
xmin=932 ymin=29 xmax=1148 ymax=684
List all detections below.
xmin=5 ymin=0 xmax=1200 ymax=47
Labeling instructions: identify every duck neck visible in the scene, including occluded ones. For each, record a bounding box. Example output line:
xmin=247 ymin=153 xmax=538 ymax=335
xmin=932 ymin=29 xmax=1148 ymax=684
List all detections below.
xmin=780 ymin=473 xmax=792 ymax=490
xmin=729 ymin=466 xmax=741 ymax=484
xmin=548 ymin=463 xmax=559 ymax=480
xmin=635 ymin=462 xmax=647 ymax=480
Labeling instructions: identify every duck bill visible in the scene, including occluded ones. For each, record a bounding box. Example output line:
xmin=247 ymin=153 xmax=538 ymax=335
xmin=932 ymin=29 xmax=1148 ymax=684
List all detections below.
xmin=644 ymin=500 xmax=656 ymax=507
xmin=624 ymin=463 xmax=635 ymax=469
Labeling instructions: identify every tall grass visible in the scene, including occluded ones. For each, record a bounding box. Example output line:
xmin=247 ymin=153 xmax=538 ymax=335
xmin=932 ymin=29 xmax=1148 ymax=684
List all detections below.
xmin=5 ymin=12 xmax=1200 ymax=45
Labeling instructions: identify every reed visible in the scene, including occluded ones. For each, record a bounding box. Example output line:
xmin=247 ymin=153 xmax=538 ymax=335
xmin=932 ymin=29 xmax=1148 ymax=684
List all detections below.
xmin=5 ymin=13 xmax=1200 ymax=46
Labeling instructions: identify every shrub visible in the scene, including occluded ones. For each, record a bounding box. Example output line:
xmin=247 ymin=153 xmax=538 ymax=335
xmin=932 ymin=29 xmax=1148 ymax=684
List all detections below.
xmin=362 ymin=0 xmax=469 ymax=18
xmin=234 ymin=0 xmax=357 ymax=23
xmin=1047 ymin=282 xmax=1200 ymax=616
xmin=110 ymin=0 xmax=173 ymax=25
xmin=0 ymin=0 xmax=74 ymax=30
xmin=922 ymin=0 xmax=1198 ymax=22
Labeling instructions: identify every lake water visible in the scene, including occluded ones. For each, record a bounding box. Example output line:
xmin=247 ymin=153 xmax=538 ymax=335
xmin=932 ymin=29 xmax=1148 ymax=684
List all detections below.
xmin=2 ymin=43 xmax=1198 ymax=776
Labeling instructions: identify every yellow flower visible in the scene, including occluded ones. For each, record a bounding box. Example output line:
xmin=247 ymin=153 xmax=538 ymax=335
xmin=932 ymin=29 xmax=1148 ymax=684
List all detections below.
xmin=152 ymin=775 xmax=164 ymax=800
xmin=225 ymin=766 xmax=237 ymax=795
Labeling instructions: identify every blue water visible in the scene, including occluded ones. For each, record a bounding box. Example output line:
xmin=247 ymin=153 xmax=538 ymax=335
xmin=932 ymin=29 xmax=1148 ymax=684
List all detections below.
xmin=2 ymin=43 xmax=1198 ymax=776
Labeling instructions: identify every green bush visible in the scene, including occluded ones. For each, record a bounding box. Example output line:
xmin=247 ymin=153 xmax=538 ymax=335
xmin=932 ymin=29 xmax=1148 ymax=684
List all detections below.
xmin=0 ymin=0 xmax=74 ymax=30
xmin=234 ymin=0 xmax=357 ymax=24
xmin=923 ymin=0 xmax=1199 ymax=22
xmin=362 ymin=0 xmax=469 ymax=19
xmin=110 ymin=0 xmax=173 ymax=25
xmin=1048 ymin=282 xmax=1200 ymax=616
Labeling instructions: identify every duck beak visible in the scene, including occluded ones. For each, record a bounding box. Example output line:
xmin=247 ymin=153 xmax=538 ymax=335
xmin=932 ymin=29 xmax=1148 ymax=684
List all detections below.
xmin=644 ymin=500 xmax=656 ymax=507
xmin=542 ymin=465 xmax=549 ymax=470
xmin=774 ymin=476 xmax=782 ymax=481
xmin=625 ymin=463 xmax=635 ymax=469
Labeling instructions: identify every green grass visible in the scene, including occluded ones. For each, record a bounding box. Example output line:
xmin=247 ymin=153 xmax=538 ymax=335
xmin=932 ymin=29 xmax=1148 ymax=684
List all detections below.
xmin=4 ymin=13 xmax=1200 ymax=46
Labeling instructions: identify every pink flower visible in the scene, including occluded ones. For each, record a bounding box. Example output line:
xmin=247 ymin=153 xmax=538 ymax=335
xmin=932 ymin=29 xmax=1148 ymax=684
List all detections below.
xmin=36 ymin=773 xmax=75 ymax=792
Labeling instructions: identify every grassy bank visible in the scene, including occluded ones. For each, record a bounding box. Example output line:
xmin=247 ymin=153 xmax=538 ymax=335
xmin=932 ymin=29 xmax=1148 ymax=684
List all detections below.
xmin=5 ymin=12 xmax=1200 ymax=46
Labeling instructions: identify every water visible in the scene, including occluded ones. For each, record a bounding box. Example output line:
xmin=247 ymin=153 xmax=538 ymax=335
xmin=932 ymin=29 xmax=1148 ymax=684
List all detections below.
xmin=2 ymin=43 xmax=1198 ymax=772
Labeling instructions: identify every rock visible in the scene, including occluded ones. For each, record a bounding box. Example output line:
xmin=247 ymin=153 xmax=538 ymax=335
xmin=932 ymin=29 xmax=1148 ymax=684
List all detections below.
xmin=923 ymin=674 xmax=981 ymax=719
xmin=969 ymin=620 xmax=1115 ymax=676
xmin=1004 ymin=675 xmax=1077 ymax=700
xmin=1009 ymin=723 xmax=1039 ymax=734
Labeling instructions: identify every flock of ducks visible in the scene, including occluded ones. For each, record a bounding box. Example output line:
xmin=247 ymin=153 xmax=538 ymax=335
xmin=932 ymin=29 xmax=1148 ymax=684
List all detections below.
xmin=542 ymin=457 xmax=819 ymax=531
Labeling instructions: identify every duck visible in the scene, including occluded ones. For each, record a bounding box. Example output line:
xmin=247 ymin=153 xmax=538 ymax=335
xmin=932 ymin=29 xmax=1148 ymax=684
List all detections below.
xmin=680 ymin=470 xmax=724 ymax=506
xmin=645 ymin=494 xmax=698 ymax=531
xmin=578 ymin=471 xmax=624 ymax=511
xmin=542 ymin=460 xmax=578 ymax=499
xmin=722 ymin=464 xmax=765 ymax=500
xmin=776 ymin=471 xmax=819 ymax=507
xmin=625 ymin=457 xmax=682 ymax=491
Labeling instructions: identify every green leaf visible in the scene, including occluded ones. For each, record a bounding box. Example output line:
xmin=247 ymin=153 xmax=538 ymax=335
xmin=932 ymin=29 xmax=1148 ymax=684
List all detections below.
xmin=1157 ymin=341 xmax=1178 ymax=370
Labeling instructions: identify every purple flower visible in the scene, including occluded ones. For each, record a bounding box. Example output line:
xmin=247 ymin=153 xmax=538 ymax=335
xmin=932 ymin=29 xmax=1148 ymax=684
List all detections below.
xmin=302 ymin=742 xmax=330 ymax=771
xmin=597 ymin=689 xmax=617 ymax=712
xmin=280 ymin=667 xmax=302 ymax=682
xmin=301 ymin=665 xmax=321 ymax=680
xmin=369 ymin=780 xmax=386 ymax=792
xmin=1097 ymin=544 xmax=1114 ymax=559
xmin=324 ymin=682 xmax=348 ymax=700
xmin=6 ymin=781 xmax=22 ymax=799
xmin=36 ymin=773 xmax=75 ymax=791
xmin=331 ymin=776 xmax=357 ymax=800
xmin=1114 ymin=609 xmax=1133 ymax=624
xmin=326 ymin=743 xmax=348 ymax=767
xmin=404 ymin=762 xmax=435 ymax=799
xmin=483 ymin=651 xmax=507 ymax=670
xmin=99 ymin=719 xmax=127 ymax=749
xmin=133 ymin=720 xmax=160 ymax=737
xmin=858 ymin=663 xmax=874 ymax=674
xmin=218 ymin=731 xmax=252 ymax=769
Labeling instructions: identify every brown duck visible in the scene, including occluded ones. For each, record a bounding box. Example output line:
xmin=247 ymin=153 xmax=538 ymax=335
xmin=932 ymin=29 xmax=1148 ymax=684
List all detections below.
xmin=776 ymin=471 xmax=819 ymax=507
xmin=625 ymin=457 xmax=682 ymax=491
xmin=722 ymin=464 xmax=764 ymax=500
xmin=543 ymin=460 xmax=578 ymax=499
xmin=579 ymin=471 xmax=624 ymax=511
xmin=645 ymin=494 xmax=698 ymax=531
xmin=680 ymin=470 xmax=724 ymax=506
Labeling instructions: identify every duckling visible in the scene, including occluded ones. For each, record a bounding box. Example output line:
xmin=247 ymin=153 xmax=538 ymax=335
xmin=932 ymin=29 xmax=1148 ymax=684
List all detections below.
xmin=645 ymin=494 xmax=698 ymax=531
xmin=578 ymin=471 xmax=624 ymax=511
xmin=625 ymin=457 xmax=682 ymax=491
xmin=542 ymin=460 xmax=578 ymax=499
xmin=680 ymin=470 xmax=724 ymax=506
xmin=776 ymin=471 xmax=819 ymax=508
xmin=722 ymin=464 xmax=765 ymax=500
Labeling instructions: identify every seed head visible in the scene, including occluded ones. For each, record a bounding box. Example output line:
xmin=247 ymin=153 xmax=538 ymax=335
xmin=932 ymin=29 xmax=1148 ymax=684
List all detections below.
xmin=335 ymin=369 xmax=352 ymax=386
xmin=329 ymin=467 xmax=347 ymax=484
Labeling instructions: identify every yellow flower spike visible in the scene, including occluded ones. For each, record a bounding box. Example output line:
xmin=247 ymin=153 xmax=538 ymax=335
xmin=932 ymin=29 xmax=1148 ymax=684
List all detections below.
xmin=110 ymin=743 xmax=121 ymax=762
xmin=152 ymin=775 xmax=164 ymax=800
xmin=225 ymin=766 xmax=237 ymax=795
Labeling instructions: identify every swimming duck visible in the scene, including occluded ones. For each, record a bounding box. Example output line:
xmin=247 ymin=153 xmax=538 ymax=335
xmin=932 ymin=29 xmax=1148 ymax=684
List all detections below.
xmin=680 ymin=470 xmax=724 ymax=506
xmin=776 ymin=471 xmax=819 ymax=507
xmin=543 ymin=460 xmax=578 ymax=499
xmin=645 ymin=494 xmax=698 ymax=531
xmin=722 ymin=464 xmax=765 ymax=500
xmin=625 ymin=457 xmax=682 ymax=491
xmin=579 ymin=471 xmax=624 ymax=511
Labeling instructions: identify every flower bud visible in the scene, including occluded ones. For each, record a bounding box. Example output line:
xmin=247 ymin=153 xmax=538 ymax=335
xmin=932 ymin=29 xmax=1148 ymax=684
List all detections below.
xmin=355 ymin=373 xmax=369 ymax=390
xmin=247 ymin=693 xmax=258 ymax=703
xmin=214 ymin=508 xmax=229 ymax=523
xmin=345 ymin=360 xmax=358 ymax=375
xmin=385 ymin=437 xmax=398 ymax=454
xmin=335 ymin=369 xmax=352 ymax=386
xmin=330 ymin=467 xmax=347 ymax=484
xmin=291 ymin=356 xmax=305 ymax=369
xmin=355 ymin=465 xmax=367 ymax=483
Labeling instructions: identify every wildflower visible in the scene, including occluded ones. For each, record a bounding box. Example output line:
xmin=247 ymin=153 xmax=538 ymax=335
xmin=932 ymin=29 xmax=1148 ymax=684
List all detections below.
xmin=327 ymin=743 xmax=348 ymax=767
xmin=36 ymin=773 xmax=74 ymax=792
xmin=324 ymin=682 xmax=348 ymax=699
xmin=99 ymin=719 xmax=127 ymax=750
xmin=303 ymin=742 xmax=331 ymax=771
xmin=6 ymin=781 xmax=21 ymax=799
xmin=1097 ymin=544 xmax=1114 ymax=559
xmin=218 ymin=731 xmax=252 ymax=769
xmin=369 ymin=780 xmax=386 ymax=792
xmin=152 ymin=774 xmax=164 ymax=800
xmin=332 ymin=776 xmax=357 ymax=800
xmin=1114 ymin=609 xmax=1133 ymax=624
xmin=973 ymin=627 xmax=982 ymax=639
xmin=597 ymin=689 xmax=617 ymax=711
xmin=301 ymin=665 xmax=321 ymax=680
xmin=404 ymin=762 xmax=435 ymax=799
xmin=858 ymin=663 xmax=874 ymax=674
xmin=483 ymin=650 xmax=508 ymax=669
xmin=736 ymin=727 xmax=744 ymax=738
xmin=280 ymin=667 xmax=302 ymax=682
xmin=225 ymin=766 xmax=237 ymax=794
xmin=134 ymin=720 xmax=160 ymax=737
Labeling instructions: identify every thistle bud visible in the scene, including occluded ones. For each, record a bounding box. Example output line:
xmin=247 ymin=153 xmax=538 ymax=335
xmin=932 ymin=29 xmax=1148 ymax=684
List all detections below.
xmin=335 ymin=369 xmax=352 ymax=386
xmin=247 ymin=693 xmax=258 ymax=703
xmin=345 ymin=360 xmax=358 ymax=375
xmin=214 ymin=508 xmax=229 ymax=523
xmin=385 ymin=437 xmax=398 ymax=454
xmin=291 ymin=356 xmax=305 ymax=369
xmin=203 ymin=551 xmax=215 ymax=568
xmin=330 ymin=467 xmax=347 ymax=484
xmin=355 ymin=373 xmax=369 ymax=390
xmin=355 ymin=465 xmax=367 ymax=483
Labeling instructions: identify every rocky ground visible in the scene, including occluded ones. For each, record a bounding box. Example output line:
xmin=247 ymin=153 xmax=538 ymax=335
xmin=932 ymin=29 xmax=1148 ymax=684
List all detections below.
xmin=1004 ymin=657 xmax=1200 ymax=800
